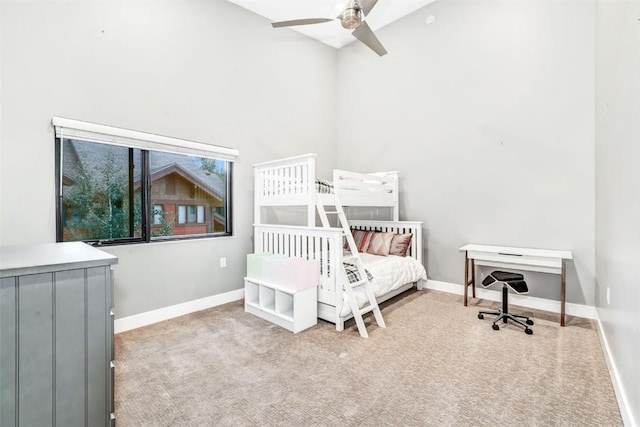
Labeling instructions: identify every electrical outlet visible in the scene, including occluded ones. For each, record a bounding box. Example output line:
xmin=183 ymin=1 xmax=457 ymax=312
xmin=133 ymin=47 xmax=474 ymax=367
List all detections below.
xmin=606 ymin=286 xmax=610 ymax=305
xmin=220 ymin=257 xmax=227 ymax=268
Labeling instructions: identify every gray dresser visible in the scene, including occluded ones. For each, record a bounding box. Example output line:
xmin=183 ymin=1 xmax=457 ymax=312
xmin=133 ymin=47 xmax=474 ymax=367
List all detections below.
xmin=0 ymin=242 xmax=118 ymax=427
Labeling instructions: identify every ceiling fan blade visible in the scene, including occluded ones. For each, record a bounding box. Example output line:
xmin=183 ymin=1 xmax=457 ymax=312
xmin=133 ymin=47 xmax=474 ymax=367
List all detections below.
xmin=359 ymin=0 xmax=379 ymax=16
xmin=271 ymin=18 xmax=334 ymax=28
xmin=352 ymin=21 xmax=387 ymax=56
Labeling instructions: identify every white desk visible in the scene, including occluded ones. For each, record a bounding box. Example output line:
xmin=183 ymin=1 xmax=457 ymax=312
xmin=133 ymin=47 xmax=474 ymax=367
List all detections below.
xmin=460 ymin=244 xmax=573 ymax=326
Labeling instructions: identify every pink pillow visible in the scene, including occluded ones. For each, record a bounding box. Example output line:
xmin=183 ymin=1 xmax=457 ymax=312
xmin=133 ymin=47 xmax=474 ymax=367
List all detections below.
xmin=350 ymin=230 xmax=374 ymax=252
xmin=366 ymin=232 xmax=394 ymax=256
xmin=389 ymin=233 xmax=413 ymax=257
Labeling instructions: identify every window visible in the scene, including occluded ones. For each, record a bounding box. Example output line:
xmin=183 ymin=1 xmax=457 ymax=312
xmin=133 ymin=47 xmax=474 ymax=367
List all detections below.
xmin=58 ymin=140 xmax=142 ymax=242
xmin=187 ymin=205 xmax=197 ymax=224
xmin=54 ymin=117 xmax=237 ymax=245
xmin=177 ymin=204 xmax=206 ymax=225
xmin=177 ymin=205 xmax=187 ymax=224
xmin=197 ymin=205 xmax=205 ymax=224
xmin=153 ymin=205 xmax=163 ymax=225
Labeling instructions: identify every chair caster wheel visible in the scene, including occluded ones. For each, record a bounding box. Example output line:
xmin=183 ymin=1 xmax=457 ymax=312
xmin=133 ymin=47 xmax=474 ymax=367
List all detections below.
xmin=492 ymin=324 xmax=499 ymax=331
xmin=525 ymin=328 xmax=533 ymax=335
xmin=478 ymin=314 xmax=484 ymax=320
xmin=526 ymin=319 xmax=534 ymax=326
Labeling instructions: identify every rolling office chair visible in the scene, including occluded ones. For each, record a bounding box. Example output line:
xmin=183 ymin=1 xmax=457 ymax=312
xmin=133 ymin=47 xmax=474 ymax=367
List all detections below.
xmin=477 ymin=270 xmax=534 ymax=335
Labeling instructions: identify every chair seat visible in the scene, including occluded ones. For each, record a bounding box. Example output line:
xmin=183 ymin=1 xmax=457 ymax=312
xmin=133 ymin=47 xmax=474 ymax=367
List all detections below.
xmin=491 ymin=271 xmax=523 ymax=282
xmin=481 ymin=271 xmax=528 ymax=294
xmin=506 ymin=280 xmax=529 ymax=294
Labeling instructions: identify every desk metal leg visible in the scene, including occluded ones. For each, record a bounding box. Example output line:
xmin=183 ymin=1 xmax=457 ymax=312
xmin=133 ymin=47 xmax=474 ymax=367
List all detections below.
xmin=471 ymin=259 xmax=476 ymax=298
xmin=463 ymin=253 xmax=476 ymax=306
xmin=464 ymin=251 xmax=469 ymax=306
xmin=561 ymin=259 xmax=566 ymax=326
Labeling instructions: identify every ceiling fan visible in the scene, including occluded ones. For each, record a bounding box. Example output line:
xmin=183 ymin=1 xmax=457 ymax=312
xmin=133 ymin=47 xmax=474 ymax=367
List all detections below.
xmin=271 ymin=0 xmax=387 ymax=56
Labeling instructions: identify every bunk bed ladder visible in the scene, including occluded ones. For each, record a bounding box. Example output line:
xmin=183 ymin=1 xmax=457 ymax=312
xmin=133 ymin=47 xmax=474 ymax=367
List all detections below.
xmin=317 ymin=200 xmax=386 ymax=338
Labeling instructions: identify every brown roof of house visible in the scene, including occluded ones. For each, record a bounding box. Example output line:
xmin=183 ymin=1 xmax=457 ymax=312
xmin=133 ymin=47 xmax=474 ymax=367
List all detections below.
xmin=62 ymin=139 xmax=226 ymax=200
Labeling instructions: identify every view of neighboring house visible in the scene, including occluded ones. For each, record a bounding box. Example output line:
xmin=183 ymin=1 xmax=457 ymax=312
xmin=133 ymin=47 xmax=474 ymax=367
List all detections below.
xmin=147 ymin=152 xmax=227 ymax=235
xmin=61 ymin=139 xmax=227 ymax=241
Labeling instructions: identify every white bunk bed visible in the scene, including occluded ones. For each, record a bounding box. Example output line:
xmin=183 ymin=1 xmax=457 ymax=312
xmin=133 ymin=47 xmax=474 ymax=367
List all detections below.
xmin=253 ymin=153 xmax=427 ymax=332
xmin=254 ymin=153 xmax=399 ymax=227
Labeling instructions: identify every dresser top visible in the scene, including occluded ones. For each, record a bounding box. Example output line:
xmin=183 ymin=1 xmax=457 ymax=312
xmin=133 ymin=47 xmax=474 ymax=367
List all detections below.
xmin=0 ymin=242 xmax=118 ymax=278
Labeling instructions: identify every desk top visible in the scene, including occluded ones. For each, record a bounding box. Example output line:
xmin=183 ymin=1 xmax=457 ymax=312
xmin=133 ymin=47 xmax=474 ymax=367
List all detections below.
xmin=460 ymin=244 xmax=572 ymax=260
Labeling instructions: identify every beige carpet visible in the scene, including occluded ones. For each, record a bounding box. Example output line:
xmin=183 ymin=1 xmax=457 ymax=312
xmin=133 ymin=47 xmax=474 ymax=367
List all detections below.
xmin=114 ymin=290 xmax=622 ymax=426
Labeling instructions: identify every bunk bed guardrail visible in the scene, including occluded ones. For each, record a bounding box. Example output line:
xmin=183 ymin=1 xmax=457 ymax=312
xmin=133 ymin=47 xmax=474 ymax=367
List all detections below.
xmin=253 ymin=153 xmax=399 ymax=209
xmin=253 ymin=220 xmax=424 ymax=328
xmin=253 ymin=224 xmax=343 ymax=308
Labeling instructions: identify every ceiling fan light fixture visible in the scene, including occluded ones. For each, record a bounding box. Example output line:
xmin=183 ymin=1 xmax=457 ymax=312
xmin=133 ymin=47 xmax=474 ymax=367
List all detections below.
xmin=340 ymin=8 xmax=362 ymax=29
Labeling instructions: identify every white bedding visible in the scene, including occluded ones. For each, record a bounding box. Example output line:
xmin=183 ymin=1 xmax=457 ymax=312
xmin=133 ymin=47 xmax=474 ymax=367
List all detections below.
xmin=339 ymin=252 xmax=427 ymax=317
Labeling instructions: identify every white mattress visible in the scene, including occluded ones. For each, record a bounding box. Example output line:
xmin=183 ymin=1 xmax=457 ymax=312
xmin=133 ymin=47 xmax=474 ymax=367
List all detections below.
xmin=339 ymin=252 xmax=427 ymax=317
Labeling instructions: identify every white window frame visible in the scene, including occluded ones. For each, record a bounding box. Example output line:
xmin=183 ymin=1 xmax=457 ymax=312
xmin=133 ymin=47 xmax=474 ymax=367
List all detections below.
xmin=53 ymin=117 xmax=238 ymax=160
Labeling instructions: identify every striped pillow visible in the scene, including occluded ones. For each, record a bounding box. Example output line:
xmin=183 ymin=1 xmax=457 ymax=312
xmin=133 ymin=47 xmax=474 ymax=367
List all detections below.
xmin=366 ymin=232 xmax=394 ymax=256
xmin=350 ymin=230 xmax=374 ymax=252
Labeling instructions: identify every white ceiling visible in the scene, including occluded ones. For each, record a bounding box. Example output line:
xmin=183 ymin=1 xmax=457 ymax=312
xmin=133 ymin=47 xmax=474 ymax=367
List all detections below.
xmin=227 ymin=0 xmax=435 ymax=49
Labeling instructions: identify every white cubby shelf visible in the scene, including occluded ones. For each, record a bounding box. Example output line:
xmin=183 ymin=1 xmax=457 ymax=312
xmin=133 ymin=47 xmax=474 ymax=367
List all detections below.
xmin=244 ymin=277 xmax=317 ymax=333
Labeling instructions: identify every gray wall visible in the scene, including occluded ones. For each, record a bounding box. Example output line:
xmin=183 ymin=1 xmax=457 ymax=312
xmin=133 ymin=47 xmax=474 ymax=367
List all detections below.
xmin=0 ymin=0 xmax=337 ymax=318
xmin=336 ymin=0 xmax=596 ymax=305
xmin=595 ymin=0 xmax=640 ymax=424
xmin=2 ymin=0 xmax=639 ymax=420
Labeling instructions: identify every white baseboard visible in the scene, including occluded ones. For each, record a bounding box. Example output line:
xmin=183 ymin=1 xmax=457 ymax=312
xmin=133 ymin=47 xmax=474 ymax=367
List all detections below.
xmin=114 ymin=288 xmax=244 ymax=334
xmin=424 ymin=279 xmax=596 ymax=320
xmin=594 ymin=310 xmax=637 ymax=427
xmin=114 ymin=281 xmax=595 ymax=332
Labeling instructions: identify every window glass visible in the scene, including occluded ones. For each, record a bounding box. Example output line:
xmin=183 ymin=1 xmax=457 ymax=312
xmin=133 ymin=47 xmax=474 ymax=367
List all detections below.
xmin=58 ymin=139 xmax=232 ymax=244
xmin=60 ymin=139 xmax=141 ymax=242
xmin=177 ymin=205 xmax=186 ymax=224
xmin=187 ymin=205 xmax=197 ymax=224
xmin=149 ymin=152 xmax=229 ymax=238
xmin=153 ymin=205 xmax=163 ymax=225
xmin=197 ymin=205 xmax=205 ymax=224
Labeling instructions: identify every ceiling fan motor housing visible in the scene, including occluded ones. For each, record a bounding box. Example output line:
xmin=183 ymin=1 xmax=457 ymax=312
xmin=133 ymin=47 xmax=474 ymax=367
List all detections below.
xmin=341 ymin=7 xmax=362 ymax=29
